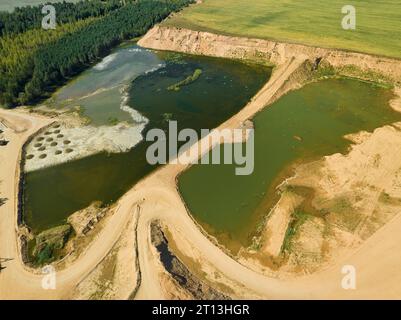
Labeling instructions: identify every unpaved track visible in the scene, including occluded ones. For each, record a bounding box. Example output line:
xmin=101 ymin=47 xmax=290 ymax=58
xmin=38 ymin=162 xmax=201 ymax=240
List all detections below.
xmin=0 ymin=59 xmax=303 ymax=299
xmin=2 ymin=57 xmax=401 ymax=299
xmin=132 ymin=58 xmax=401 ymax=299
xmin=0 ymin=109 xmax=138 ymax=299
xmin=0 ymin=109 xmax=53 ymax=299
xmin=129 ymin=173 xmax=401 ymax=299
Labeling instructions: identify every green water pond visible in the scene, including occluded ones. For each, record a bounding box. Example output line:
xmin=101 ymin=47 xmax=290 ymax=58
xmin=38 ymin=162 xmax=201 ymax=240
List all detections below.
xmin=23 ymin=49 xmax=270 ymax=232
xmin=178 ymin=78 xmax=401 ymax=251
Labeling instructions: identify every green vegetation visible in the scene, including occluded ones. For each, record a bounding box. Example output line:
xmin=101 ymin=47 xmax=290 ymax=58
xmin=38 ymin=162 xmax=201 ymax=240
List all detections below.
xmin=0 ymin=18 xmax=97 ymax=106
xmin=282 ymin=210 xmax=311 ymax=253
xmin=167 ymin=68 xmax=202 ymax=91
xmin=108 ymin=117 xmax=119 ymax=126
xmin=0 ymin=0 xmax=194 ymax=107
xmin=0 ymin=0 xmax=122 ymax=36
xmin=163 ymin=52 xmax=187 ymax=64
xmin=178 ymin=78 xmax=401 ymax=251
xmin=23 ymin=54 xmax=269 ymax=232
xmin=163 ymin=113 xmax=173 ymax=122
xmin=165 ymin=0 xmax=401 ymax=59
xmin=336 ymin=65 xmax=395 ymax=87
xmin=31 ymin=224 xmax=72 ymax=265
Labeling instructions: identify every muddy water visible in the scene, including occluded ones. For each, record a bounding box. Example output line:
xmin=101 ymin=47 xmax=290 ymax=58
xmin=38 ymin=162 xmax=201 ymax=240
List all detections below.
xmin=23 ymin=49 xmax=270 ymax=232
xmin=178 ymin=79 xmax=401 ymax=252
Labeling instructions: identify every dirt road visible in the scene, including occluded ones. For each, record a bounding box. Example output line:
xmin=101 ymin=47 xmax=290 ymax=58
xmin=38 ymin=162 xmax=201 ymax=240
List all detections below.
xmin=2 ymin=56 xmax=401 ymax=299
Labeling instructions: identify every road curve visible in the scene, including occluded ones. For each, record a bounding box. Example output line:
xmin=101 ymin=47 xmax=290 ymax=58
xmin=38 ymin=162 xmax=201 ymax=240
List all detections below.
xmin=3 ymin=57 xmax=400 ymax=300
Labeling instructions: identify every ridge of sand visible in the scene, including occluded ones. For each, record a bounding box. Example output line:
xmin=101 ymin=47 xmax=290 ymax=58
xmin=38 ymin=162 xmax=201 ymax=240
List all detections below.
xmin=0 ymin=57 xmax=306 ymax=299
xmin=1 ymin=47 xmax=401 ymax=300
xmin=139 ymin=26 xmax=401 ymax=84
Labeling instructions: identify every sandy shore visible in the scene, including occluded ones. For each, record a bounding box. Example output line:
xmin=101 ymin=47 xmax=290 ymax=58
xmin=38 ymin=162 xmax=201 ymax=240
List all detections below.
xmin=113 ymin=85 xmax=401 ymax=299
xmin=73 ymin=63 xmax=401 ymax=299
xmin=0 ymin=57 xmax=306 ymax=299
xmin=2 ymin=48 xmax=401 ymax=300
xmin=72 ymin=119 xmax=401 ymax=300
xmin=0 ymin=109 xmax=53 ymax=298
xmin=139 ymin=26 xmax=401 ymax=85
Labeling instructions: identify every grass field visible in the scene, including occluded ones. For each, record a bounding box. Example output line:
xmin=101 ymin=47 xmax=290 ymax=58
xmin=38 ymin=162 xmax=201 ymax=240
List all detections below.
xmin=0 ymin=0 xmax=79 ymax=12
xmin=165 ymin=0 xmax=401 ymax=59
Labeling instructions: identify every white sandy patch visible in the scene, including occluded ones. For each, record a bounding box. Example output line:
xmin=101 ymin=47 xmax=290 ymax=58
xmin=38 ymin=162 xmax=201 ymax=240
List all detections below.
xmin=24 ymin=122 xmax=146 ymax=172
xmin=24 ymin=82 xmax=151 ymax=172
xmin=128 ymin=48 xmax=145 ymax=53
xmin=22 ymin=49 xmax=167 ymax=172
xmin=119 ymin=85 xmax=149 ymax=124
xmin=93 ymin=53 xmax=118 ymax=71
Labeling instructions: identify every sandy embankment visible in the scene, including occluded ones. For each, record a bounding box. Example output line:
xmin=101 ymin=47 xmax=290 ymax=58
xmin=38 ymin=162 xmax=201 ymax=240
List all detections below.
xmin=391 ymin=87 xmax=401 ymax=112
xmin=2 ymin=24 xmax=401 ymax=300
xmin=24 ymin=121 xmax=147 ymax=172
xmin=258 ymin=87 xmax=401 ymax=271
xmin=49 ymin=30 xmax=401 ymax=299
xmin=24 ymin=89 xmax=149 ymax=172
xmin=129 ymin=26 xmax=401 ymax=298
xmin=113 ymin=75 xmax=401 ymax=300
xmin=139 ymin=26 xmax=401 ymax=84
xmin=0 ymin=109 xmax=53 ymax=298
xmin=72 ymin=65 xmax=401 ymax=299
xmin=74 ymin=108 xmax=401 ymax=299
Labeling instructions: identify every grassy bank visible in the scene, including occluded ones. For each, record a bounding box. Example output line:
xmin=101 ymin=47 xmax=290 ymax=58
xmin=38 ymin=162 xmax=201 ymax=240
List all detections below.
xmin=165 ymin=0 xmax=401 ymax=59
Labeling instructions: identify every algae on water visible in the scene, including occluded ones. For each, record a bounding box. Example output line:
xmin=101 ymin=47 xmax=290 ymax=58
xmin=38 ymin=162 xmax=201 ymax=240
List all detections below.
xmin=32 ymin=224 xmax=72 ymax=265
xmin=167 ymin=69 xmax=203 ymax=91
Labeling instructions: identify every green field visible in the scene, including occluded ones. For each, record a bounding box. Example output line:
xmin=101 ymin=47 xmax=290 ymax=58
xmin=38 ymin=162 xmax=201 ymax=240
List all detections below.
xmin=165 ymin=0 xmax=401 ymax=59
xmin=0 ymin=0 xmax=79 ymax=12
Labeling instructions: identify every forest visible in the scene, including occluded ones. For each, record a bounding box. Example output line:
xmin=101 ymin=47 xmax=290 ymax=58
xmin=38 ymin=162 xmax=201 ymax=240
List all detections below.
xmin=0 ymin=0 xmax=123 ymax=36
xmin=0 ymin=0 xmax=194 ymax=107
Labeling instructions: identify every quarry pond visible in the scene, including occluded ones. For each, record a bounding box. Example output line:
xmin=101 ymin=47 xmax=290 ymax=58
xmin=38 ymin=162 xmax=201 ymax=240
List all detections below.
xmin=179 ymin=78 xmax=401 ymax=252
xmin=23 ymin=44 xmax=401 ymax=255
xmin=22 ymin=44 xmax=270 ymax=233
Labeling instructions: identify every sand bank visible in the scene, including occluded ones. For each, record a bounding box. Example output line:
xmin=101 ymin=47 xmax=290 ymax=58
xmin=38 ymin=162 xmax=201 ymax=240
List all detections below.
xmin=2 ymin=28 xmax=401 ymax=300
xmin=24 ymin=121 xmax=146 ymax=172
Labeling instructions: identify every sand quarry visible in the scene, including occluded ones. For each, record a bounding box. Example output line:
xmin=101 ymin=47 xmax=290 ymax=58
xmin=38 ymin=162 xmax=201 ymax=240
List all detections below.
xmin=1 ymin=27 xmax=401 ymax=299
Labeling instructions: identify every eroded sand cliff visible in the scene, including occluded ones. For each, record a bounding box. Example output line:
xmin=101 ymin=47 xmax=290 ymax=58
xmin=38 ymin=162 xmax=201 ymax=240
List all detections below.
xmin=139 ymin=26 xmax=401 ymax=84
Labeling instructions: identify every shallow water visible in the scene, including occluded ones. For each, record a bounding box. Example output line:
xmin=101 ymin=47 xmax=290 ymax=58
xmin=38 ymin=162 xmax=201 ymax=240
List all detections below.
xmin=23 ymin=49 xmax=270 ymax=232
xmin=51 ymin=44 xmax=164 ymax=126
xmin=178 ymin=78 xmax=401 ymax=251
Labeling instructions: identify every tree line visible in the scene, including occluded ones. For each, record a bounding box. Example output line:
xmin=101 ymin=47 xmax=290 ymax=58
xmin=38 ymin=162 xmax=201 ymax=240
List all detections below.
xmin=0 ymin=0 xmax=194 ymax=107
xmin=0 ymin=0 xmax=123 ymax=37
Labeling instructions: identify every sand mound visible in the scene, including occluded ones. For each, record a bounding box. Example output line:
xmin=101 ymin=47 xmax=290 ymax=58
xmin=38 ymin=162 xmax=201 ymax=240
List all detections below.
xmin=24 ymin=122 xmax=146 ymax=172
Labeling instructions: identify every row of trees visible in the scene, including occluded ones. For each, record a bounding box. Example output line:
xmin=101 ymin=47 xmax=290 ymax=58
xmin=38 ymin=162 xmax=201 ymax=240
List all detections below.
xmin=0 ymin=0 xmax=194 ymax=107
xmin=0 ymin=18 xmax=97 ymax=106
xmin=0 ymin=0 xmax=124 ymax=36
